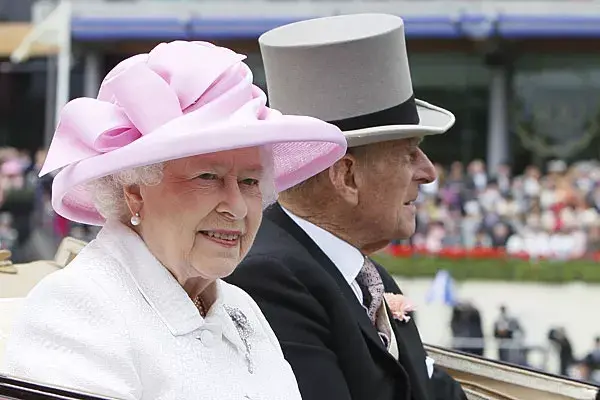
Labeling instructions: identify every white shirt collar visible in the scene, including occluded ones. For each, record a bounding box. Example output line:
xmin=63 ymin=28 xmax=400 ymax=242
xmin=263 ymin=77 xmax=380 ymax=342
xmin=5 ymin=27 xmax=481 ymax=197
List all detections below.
xmin=95 ymin=220 xmax=246 ymax=346
xmin=281 ymin=206 xmax=364 ymax=285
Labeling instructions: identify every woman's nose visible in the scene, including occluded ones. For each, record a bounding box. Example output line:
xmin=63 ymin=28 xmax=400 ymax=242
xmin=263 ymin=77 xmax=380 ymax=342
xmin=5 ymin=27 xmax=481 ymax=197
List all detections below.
xmin=216 ymin=180 xmax=248 ymax=220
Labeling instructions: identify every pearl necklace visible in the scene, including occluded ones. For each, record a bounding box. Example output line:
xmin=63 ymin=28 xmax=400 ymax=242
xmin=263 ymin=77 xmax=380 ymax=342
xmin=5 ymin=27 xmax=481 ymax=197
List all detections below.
xmin=193 ymin=295 xmax=207 ymax=317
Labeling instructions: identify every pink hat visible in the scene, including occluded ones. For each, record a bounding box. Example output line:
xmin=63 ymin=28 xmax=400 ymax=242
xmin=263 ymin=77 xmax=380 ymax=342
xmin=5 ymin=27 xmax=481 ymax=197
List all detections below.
xmin=40 ymin=41 xmax=346 ymax=225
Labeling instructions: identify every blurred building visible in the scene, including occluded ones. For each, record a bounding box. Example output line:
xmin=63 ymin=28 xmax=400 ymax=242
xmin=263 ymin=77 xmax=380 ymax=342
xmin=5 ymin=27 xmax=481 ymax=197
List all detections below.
xmin=0 ymin=0 xmax=47 ymax=150
xmin=3 ymin=0 xmax=600 ymax=173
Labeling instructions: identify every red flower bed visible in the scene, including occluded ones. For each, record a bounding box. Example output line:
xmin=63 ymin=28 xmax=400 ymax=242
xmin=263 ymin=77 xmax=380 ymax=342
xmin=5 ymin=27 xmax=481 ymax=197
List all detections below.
xmin=386 ymin=244 xmax=599 ymax=261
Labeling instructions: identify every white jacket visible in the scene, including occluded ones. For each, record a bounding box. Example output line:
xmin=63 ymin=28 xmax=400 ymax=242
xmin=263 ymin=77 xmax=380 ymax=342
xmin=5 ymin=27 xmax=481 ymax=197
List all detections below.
xmin=4 ymin=220 xmax=301 ymax=400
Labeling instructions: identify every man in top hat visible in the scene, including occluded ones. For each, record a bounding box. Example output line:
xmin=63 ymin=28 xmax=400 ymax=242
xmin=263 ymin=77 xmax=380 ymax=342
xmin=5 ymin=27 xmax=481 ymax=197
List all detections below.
xmin=226 ymin=14 xmax=466 ymax=400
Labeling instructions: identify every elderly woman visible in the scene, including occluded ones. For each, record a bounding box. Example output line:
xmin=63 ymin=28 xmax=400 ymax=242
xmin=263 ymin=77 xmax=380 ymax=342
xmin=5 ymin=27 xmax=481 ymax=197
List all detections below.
xmin=3 ymin=41 xmax=346 ymax=399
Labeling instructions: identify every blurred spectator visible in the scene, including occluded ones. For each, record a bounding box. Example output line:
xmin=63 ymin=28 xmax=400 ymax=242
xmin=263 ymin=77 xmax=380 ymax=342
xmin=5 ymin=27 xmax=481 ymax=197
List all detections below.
xmin=582 ymin=337 xmax=600 ymax=384
xmin=451 ymin=302 xmax=485 ymax=356
xmin=466 ymin=159 xmax=488 ymax=194
xmin=548 ymin=327 xmax=574 ymax=376
xmin=490 ymin=222 xmax=511 ymax=248
xmin=493 ymin=163 xmax=512 ymax=196
xmin=493 ymin=305 xmax=526 ymax=365
xmin=0 ymin=212 xmax=18 ymax=251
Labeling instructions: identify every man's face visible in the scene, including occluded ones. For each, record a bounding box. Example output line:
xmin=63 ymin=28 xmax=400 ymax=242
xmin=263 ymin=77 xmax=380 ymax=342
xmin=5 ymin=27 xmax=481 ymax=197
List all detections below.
xmin=356 ymin=138 xmax=436 ymax=246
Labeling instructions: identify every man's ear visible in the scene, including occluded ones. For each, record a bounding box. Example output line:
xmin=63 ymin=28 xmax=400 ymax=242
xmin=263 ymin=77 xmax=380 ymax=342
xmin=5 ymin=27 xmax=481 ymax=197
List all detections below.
xmin=123 ymin=184 xmax=143 ymax=215
xmin=328 ymin=154 xmax=362 ymax=206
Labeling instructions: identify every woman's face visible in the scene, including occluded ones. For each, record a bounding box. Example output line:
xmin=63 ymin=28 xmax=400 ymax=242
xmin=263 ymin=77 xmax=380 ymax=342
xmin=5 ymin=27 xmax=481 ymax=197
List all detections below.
xmin=128 ymin=147 xmax=265 ymax=288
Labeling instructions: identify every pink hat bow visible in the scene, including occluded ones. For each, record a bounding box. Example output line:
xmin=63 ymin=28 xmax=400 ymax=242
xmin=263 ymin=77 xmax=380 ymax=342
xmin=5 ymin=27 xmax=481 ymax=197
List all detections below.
xmin=40 ymin=41 xmax=270 ymax=177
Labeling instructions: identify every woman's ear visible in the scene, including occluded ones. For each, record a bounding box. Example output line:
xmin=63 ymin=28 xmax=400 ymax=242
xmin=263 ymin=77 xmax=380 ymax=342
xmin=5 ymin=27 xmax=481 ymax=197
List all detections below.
xmin=123 ymin=184 xmax=143 ymax=215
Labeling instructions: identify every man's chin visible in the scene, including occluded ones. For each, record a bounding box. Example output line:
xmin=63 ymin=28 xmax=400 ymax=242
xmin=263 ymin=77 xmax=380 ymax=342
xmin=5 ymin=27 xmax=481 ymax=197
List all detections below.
xmin=395 ymin=220 xmax=417 ymax=238
xmin=361 ymin=240 xmax=391 ymax=255
xmin=359 ymin=221 xmax=416 ymax=254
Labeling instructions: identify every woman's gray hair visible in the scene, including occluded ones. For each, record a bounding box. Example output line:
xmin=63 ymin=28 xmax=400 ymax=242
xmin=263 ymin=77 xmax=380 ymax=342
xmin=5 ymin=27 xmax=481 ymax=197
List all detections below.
xmin=89 ymin=145 xmax=278 ymax=222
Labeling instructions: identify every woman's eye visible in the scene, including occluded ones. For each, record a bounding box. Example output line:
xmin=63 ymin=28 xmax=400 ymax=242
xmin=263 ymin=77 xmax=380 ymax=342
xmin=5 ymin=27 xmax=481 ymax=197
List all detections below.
xmin=240 ymin=178 xmax=260 ymax=186
xmin=197 ymin=173 xmax=219 ymax=180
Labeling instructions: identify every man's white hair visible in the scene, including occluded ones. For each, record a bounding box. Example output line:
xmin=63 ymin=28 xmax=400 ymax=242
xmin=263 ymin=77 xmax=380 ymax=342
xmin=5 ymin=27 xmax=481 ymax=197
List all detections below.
xmin=88 ymin=146 xmax=278 ymax=222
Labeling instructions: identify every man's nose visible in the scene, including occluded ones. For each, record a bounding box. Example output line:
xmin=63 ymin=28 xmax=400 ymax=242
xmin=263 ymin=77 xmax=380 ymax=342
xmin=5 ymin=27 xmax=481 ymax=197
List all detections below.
xmin=415 ymin=149 xmax=436 ymax=184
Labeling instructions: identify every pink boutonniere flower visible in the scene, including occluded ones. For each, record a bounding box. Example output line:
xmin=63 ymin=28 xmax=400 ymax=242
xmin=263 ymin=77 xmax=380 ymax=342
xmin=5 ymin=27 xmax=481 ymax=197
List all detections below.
xmin=384 ymin=293 xmax=415 ymax=323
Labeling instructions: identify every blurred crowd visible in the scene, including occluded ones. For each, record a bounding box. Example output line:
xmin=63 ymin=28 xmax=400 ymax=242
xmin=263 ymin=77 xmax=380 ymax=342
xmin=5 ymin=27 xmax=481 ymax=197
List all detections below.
xmin=0 ymin=147 xmax=96 ymax=263
xmin=411 ymin=159 xmax=600 ymax=260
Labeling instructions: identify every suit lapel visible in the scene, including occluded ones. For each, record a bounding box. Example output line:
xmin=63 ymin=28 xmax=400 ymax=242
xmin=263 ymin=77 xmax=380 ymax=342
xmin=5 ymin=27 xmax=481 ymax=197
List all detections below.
xmin=265 ymin=205 xmax=408 ymax=371
xmin=377 ymin=262 xmax=432 ymax=400
xmin=388 ymin=305 xmax=432 ymax=400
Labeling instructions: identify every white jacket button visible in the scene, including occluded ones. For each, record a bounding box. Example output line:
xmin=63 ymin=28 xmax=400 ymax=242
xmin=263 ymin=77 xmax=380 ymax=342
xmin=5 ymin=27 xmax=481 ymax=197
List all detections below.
xmin=199 ymin=330 xmax=215 ymax=346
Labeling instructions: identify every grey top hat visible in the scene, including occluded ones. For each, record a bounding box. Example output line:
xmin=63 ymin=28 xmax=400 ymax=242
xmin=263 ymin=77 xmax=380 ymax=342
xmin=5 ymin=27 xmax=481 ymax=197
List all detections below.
xmin=259 ymin=13 xmax=455 ymax=147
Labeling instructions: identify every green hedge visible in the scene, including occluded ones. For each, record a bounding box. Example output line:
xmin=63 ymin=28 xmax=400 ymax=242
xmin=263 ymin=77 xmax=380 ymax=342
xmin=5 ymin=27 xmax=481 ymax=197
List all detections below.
xmin=373 ymin=254 xmax=600 ymax=283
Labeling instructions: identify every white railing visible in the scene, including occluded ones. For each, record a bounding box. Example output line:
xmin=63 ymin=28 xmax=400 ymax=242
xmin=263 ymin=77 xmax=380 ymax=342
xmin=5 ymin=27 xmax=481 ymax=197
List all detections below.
xmin=450 ymin=337 xmax=551 ymax=370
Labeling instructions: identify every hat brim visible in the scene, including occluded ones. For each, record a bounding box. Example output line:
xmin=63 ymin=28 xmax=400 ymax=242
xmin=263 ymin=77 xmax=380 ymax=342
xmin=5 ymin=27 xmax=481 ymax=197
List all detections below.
xmin=344 ymin=99 xmax=455 ymax=147
xmin=51 ymin=112 xmax=346 ymax=226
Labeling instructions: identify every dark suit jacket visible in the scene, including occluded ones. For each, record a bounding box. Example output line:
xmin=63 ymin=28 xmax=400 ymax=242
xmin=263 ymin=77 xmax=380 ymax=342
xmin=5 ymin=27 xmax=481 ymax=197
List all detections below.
xmin=226 ymin=204 xmax=466 ymax=400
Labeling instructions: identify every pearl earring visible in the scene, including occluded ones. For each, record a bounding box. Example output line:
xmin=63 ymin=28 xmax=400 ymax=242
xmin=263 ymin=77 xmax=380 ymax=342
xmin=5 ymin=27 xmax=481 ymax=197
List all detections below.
xmin=130 ymin=212 xmax=141 ymax=226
